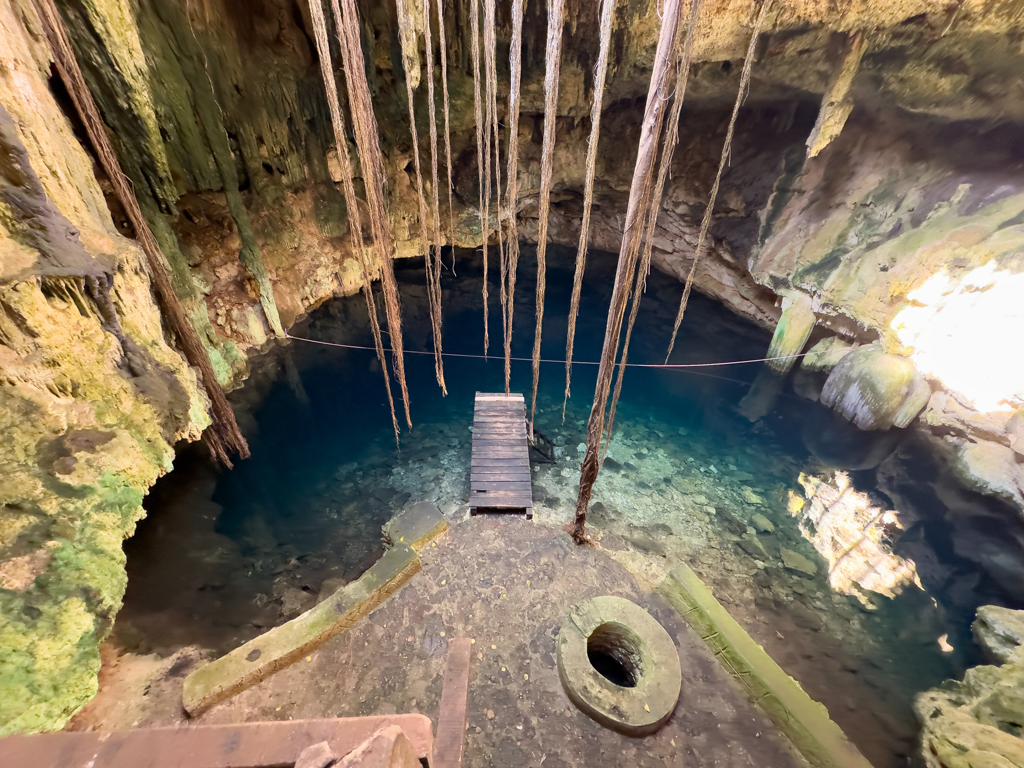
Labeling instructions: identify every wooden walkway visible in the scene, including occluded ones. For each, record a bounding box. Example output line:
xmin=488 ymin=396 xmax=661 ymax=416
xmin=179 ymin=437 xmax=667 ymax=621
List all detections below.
xmin=470 ymin=392 xmax=533 ymax=518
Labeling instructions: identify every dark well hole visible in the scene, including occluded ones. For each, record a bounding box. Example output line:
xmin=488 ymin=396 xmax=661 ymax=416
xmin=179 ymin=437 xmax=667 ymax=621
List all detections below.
xmin=587 ymin=622 xmax=645 ymax=688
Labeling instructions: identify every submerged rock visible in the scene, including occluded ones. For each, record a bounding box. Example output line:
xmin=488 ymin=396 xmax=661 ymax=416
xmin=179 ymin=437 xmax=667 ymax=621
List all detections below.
xmin=738 ymin=534 xmax=769 ymax=560
xmin=821 ymin=344 xmax=931 ymax=431
xmin=780 ymin=548 xmax=818 ymax=577
xmin=751 ymin=513 xmax=775 ymax=533
xmin=915 ymin=607 xmax=1024 ymax=768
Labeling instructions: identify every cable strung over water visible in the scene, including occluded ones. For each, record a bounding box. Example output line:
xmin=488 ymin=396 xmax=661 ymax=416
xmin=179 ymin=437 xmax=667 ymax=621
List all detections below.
xmin=283 ymin=332 xmax=807 ymax=371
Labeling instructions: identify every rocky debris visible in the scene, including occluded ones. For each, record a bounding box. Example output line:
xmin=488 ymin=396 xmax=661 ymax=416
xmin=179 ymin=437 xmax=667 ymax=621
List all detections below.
xmin=1009 ymin=412 xmax=1024 ymax=459
xmin=295 ymin=741 xmax=336 ymax=768
xmin=780 ymin=548 xmax=818 ymax=577
xmin=738 ymin=534 xmax=769 ymax=560
xmin=973 ymin=606 xmax=1024 ymax=666
xmin=751 ymin=513 xmax=775 ymax=533
xmin=741 ymin=486 xmax=766 ymax=506
xmin=280 ymin=587 xmax=315 ymax=618
xmin=915 ymin=607 xmax=1024 ymax=768
xmin=335 ymin=726 xmax=421 ymax=768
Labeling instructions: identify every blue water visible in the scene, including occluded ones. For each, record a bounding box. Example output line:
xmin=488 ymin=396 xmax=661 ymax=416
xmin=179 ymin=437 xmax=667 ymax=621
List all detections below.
xmin=118 ymin=243 xmax=1023 ymax=767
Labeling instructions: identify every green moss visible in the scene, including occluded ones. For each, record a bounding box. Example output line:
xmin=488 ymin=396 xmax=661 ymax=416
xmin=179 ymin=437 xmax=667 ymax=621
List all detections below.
xmin=659 ymin=565 xmax=872 ymax=768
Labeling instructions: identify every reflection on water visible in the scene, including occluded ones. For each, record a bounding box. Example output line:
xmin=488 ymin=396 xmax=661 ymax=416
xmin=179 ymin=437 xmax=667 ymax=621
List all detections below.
xmin=118 ymin=244 xmax=1024 ymax=768
xmin=792 ymin=471 xmax=920 ymax=603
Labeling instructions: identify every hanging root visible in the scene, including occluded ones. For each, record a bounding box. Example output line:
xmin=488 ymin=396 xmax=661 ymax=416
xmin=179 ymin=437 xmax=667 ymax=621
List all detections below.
xmin=603 ymin=0 xmax=703 ymax=457
xmin=308 ymin=0 xmax=399 ymax=443
xmin=562 ymin=0 xmax=614 ymax=421
xmin=332 ymin=0 xmax=413 ymax=426
xmin=483 ymin=0 xmax=506 ymax=369
xmin=502 ymin=0 xmax=526 ymax=395
xmin=29 ymin=0 xmax=249 ymax=465
xmin=569 ymin=0 xmax=683 ymax=545
xmin=470 ymin=0 xmax=489 ymax=356
xmin=529 ymin=0 xmax=565 ymax=435
xmin=422 ymin=0 xmax=448 ymax=394
xmin=664 ymin=0 xmax=772 ymax=364
xmin=436 ymin=0 xmax=456 ymax=271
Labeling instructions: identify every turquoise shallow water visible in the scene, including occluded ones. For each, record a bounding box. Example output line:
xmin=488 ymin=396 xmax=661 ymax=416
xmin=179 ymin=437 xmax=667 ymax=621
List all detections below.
xmin=118 ymin=243 xmax=1023 ymax=767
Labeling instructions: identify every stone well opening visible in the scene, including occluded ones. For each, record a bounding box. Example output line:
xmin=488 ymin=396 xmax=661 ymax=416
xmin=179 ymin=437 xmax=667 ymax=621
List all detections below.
xmin=587 ymin=622 xmax=645 ymax=688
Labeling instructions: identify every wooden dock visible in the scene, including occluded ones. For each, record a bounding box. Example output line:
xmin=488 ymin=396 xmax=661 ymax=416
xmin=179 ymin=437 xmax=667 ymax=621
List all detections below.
xmin=470 ymin=392 xmax=533 ymax=518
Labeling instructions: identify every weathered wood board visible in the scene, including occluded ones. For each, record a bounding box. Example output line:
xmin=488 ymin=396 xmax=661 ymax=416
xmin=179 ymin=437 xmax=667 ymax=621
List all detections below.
xmin=469 ymin=392 xmax=533 ymax=518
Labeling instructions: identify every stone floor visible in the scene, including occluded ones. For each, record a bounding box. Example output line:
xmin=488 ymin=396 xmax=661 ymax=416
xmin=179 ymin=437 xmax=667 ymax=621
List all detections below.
xmin=73 ymin=515 xmax=805 ymax=768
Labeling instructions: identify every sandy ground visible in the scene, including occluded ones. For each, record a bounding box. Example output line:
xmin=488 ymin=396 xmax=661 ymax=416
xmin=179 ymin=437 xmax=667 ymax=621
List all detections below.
xmin=73 ymin=515 xmax=805 ymax=768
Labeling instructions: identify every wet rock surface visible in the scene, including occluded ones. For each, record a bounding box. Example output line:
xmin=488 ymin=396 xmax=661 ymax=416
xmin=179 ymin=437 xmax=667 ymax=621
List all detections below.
xmin=75 ymin=517 xmax=803 ymax=768
xmin=915 ymin=607 xmax=1024 ymax=768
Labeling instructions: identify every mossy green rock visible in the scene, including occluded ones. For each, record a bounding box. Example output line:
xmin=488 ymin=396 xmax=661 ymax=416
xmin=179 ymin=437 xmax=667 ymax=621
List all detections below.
xmin=915 ymin=607 xmax=1024 ymax=768
xmin=659 ymin=565 xmax=871 ymax=768
xmin=182 ymin=543 xmax=420 ymax=715
xmin=821 ymin=344 xmax=931 ymax=431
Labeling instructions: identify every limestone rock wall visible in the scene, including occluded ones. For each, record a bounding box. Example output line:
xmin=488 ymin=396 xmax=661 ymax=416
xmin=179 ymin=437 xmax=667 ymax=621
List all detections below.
xmin=0 ymin=0 xmax=208 ymax=733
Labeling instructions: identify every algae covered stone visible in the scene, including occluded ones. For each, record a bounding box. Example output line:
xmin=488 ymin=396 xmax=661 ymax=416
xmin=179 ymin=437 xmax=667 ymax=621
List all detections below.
xmin=821 ymin=344 xmax=931 ymax=430
xmin=916 ymin=606 xmax=1024 ymax=768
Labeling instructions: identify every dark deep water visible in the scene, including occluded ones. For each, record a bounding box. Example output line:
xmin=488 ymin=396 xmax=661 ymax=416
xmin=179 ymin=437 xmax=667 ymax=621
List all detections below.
xmin=118 ymin=243 xmax=1023 ymax=767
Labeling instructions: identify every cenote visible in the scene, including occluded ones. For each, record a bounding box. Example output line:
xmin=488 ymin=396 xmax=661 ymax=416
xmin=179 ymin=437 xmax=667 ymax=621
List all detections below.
xmin=113 ymin=244 xmax=1017 ymax=767
xmin=3 ymin=2 xmax=1024 ymax=767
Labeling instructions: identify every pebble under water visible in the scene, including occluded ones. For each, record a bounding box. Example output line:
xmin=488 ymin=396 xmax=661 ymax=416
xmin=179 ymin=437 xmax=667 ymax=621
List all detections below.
xmin=117 ymin=244 xmax=1022 ymax=768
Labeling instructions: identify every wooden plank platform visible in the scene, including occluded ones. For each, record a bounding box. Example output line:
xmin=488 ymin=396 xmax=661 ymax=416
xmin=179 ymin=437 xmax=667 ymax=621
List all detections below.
xmin=470 ymin=392 xmax=533 ymax=518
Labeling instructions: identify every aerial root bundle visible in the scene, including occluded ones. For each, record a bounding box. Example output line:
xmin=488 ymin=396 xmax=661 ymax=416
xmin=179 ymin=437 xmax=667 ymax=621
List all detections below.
xmin=562 ymin=0 xmax=615 ymax=421
xmin=501 ymin=0 xmax=526 ymax=395
xmin=569 ymin=0 xmax=684 ymax=544
xmin=307 ymin=0 xmax=399 ymax=443
xmin=664 ymin=0 xmax=773 ymax=364
xmin=603 ymin=0 xmax=703 ymax=457
xmin=529 ymin=0 xmax=566 ymax=435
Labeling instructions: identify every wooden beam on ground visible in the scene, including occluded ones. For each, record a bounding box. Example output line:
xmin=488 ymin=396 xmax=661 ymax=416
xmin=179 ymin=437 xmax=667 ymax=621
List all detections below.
xmin=0 ymin=716 xmax=434 ymax=768
xmin=433 ymin=638 xmax=473 ymax=768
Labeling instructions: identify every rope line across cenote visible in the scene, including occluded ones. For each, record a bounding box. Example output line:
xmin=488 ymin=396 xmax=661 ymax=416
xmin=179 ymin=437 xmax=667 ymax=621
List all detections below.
xmin=283 ymin=332 xmax=807 ymax=371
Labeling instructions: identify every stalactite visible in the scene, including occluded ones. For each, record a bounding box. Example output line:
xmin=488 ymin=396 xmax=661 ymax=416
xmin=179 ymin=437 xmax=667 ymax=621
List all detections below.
xmin=569 ymin=0 xmax=684 ymax=545
xmin=603 ymin=0 xmax=702 ymax=457
xmin=502 ymin=0 xmax=526 ymax=395
xmin=765 ymin=292 xmax=816 ymax=374
xmin=422 ymin=0 xmax=448 ymax=394
xmin=28 ymin=0 xmax=249 ymax=465
xmin=470 ymin=0 xmax=489 ymax=356
xmin=436 ymin=0 xmax=456 ymax=268
xmin=562 ymin=0 xmax=614 ymax=421
xmin=307 ymin=0 xmax=400 ymax=443
xmin=664 ymin=0 xmax=773 ymax=363
xmin=528 ymin=0 xmax=565 ymax=435
xmin=806 ymin=30 xmax=867 ymax=159
xmin=331 ymin=0 xmax=413 ymax=426
xmin=483 ymin=0 xmax=506 ymax=372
